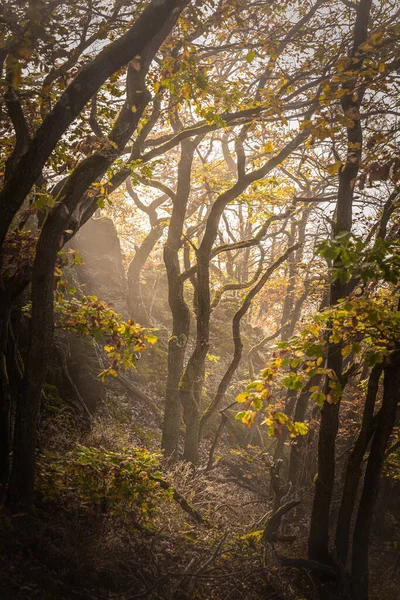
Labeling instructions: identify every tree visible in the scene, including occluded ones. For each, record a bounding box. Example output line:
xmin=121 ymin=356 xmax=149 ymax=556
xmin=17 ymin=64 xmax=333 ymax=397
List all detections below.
xmin=1 ymin=0 xmax=191 ymax=510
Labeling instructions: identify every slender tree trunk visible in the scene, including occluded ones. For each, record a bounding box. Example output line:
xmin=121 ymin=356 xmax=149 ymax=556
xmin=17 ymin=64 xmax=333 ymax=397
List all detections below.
xmin=161 ymin=140 xmax=195 ymax=459
xmin=273 ymin=391 xmax=297 ymax=462
xmin=335 ymin=364 xmax=382 ymax=565
xmin=127 ymin=224 xmax=164 ymax=324
xmin=288 ymin=376 xmax=321 ymax=488
xmin=280 ymin=221 xmax=297 ymax=340
xmin=308 ymin=342 xmax=342 ymax=561
xmin=180 ymin=250 xmax=210 ymax=464
xmin=273 ymin=217 xmax=308 ymax=463
xmin=180 ymin=134 xmax=311 ymax=462
xmin=351 ymin=359 xmax=400 ymax=600
xmin=0 ymin=306 xmax=11 ymax=498
xmin=199 ymin=245 xmax=299 ymax=449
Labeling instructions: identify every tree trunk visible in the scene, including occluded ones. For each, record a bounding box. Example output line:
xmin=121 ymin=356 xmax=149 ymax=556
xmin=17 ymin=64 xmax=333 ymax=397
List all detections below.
xmin=7 ymin=233 xmax=56 ymax=510
xmin=180 ymin=250 xmax=210 ymax=464
xmin=308 ymin=342 xmax=342 ymax=562
xmin=308 ymin=0 xmax=372 ymax=559
xmin=162 ymin=334 xmax=189 ymax=459
xmin=335 ymin=364 xmax=382 ymax=566
xmin=161 ymin=140 xmax=195 ymax=459
xmin=351 ymin=359 xmax=400 ymax=600
xmin=127 ymin=224 xmax=164 ymax=324
xmin=0 ymin=307 xmax=11 ymax=498
xmin=7 ymin=30 xmax=173 ymax=507
xmin=182 ymin=402 xmax=201 ymax=465
xmin=288 ymin=376 xmax=320 ymax=488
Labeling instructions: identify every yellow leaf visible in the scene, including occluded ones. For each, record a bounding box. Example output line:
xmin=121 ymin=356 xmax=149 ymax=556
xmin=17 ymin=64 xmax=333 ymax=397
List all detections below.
xmin=264 ymin=140 xmax=274 ymax=153
xmin=370 ymin=31 xmax=383 ymax=45
xmin=243 ymin=410 xmax=256 ymax=428
xmin=327 ymin=160 xmax=342 ymax=175
xmin=236 ymin=392 xmax=250 ymax=403
xmin=341 ymin=344 xmax=352 ymax=358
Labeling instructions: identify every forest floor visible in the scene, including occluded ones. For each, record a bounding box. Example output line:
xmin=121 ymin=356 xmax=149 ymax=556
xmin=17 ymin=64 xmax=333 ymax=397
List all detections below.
xmin=0 ymin=386 xmax=399 ymax=600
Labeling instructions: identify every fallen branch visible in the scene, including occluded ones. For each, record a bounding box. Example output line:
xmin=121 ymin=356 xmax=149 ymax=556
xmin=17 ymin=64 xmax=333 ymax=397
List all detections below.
xmin=263 ymin=500 xmax=300 ymax=544
xmin=150 ymin=475 xmax=209 ymax=526
xmin=278 ymin=557 xmax=337 ymax=577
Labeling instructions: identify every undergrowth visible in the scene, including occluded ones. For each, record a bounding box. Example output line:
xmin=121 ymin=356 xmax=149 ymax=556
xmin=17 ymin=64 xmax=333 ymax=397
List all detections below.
xmin=0 ymin=392 xmax=398 ymax=600
xmin=36 ymin=446 xmax=172 ymax=527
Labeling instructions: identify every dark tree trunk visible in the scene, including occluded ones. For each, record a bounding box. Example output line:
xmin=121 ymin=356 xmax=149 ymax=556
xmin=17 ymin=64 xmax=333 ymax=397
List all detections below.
xmin=162 ymin=329 xmax=189 ymax=459
xmin=308 ymin=342 xmax=342 ymax=562
xmin=7 ymin=232 xmax=57 ymax=510
xmin=308 ymin=0 xmax=372 ymax=561
xmin=288 ymin=376 xmax=321 ymax=488
xmin=335 ymin=364 xmax=382 ymax=565
xmin=351 ymin=359 xmax=400 ymax=600
xmin=0 ymin=307 xmax=11 ymax=498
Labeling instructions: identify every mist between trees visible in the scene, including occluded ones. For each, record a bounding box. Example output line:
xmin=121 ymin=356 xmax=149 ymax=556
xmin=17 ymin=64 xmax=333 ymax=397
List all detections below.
xmin=0 ymin=1 xmax=399 ymax=599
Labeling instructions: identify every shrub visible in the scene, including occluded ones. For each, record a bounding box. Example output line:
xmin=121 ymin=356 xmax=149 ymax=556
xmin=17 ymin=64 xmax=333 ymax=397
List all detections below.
xmin=36 ymin=445 xmax=172 ymax=525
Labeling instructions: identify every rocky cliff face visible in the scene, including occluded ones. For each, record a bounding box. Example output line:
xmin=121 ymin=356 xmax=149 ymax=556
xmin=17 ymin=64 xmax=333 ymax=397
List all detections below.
xmin=47 ymin=217 xmax=130 ymax=415
xmin=72 ymin=217 xmax=128 ymax=317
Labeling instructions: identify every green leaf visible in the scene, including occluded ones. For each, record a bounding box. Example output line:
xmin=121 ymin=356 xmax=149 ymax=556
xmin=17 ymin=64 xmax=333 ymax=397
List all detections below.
xmin=311 ymin=390 xmax=326 ymax=406
xmin=253 ymin=397 xmax=263 ymax=410
xmin=246 ymin=50 xmax=256 ymax=63
xmin=246 ymin=380 xmax=263 ymax=390
xmin=235 ymin=411 xmax=246 ymax=421
xmin=294 ymin=422 xmax=309 ymax=435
